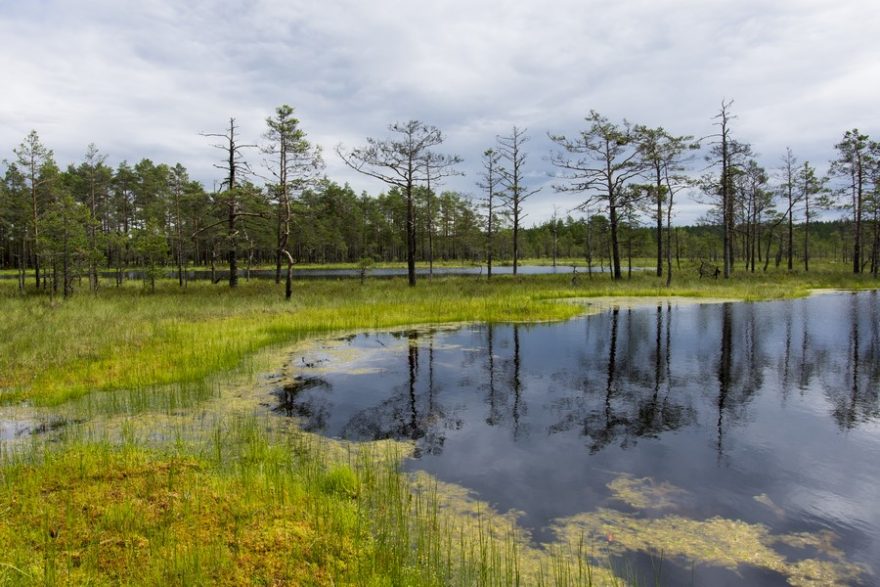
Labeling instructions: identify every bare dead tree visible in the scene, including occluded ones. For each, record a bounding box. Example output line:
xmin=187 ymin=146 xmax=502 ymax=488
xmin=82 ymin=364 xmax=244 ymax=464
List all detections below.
xmin=705 ymin=100 xmax=739 ymax=278
xmin=337 ymin=120 xmax=461 ymax=286
xmin=199 ymin=117 xmax=259 ymax=288
xmin=477 ymin=148 xmax=502 ymax=279
xmin=496 ymin=127 xmax=540 ymax=275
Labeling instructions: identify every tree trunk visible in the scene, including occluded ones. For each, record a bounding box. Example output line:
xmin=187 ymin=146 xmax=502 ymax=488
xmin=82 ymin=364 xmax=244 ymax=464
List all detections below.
xmin=228 ymin=202 xmax=238 ymax=288
xmin=512 ymin=207 xmax=519 ymax=276
xmin=787 ymin=185 xmax=794 ymax=271
xmin=31 ymin=183 xmax=41 ymax=289
xmin=873 ymin=211 xmax=880 ymax=278
xmin=656 ymin=166 xmax=663 ymax=277
xmin=487 ymin=195 xmax=493 ymax=280
xmin=853 ymin=163 xmax=863 ymax=274
xmin=804 ymin=193 xmax=810 ymax=272
xmin=665 ymin=190 xmax=674 ymax=287
xmin=175 ymin=190 xmax=184 ymax=288
xmin=609 ymin=200 xmax=622 ymax=280
xmin=89 ymin=188 xmax=98 ymax=293
xmin=405 ymin=178 xmax=416 ymax=287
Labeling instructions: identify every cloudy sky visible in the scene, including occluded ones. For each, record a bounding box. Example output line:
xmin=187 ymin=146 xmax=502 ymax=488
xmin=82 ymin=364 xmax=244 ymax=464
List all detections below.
xmin=2 ymin=0 xmax=878 ymax=224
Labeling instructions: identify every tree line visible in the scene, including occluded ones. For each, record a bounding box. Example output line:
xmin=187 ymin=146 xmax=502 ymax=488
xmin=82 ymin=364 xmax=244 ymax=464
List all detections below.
xmin=1 ymin=101 xmax=878 ymax=297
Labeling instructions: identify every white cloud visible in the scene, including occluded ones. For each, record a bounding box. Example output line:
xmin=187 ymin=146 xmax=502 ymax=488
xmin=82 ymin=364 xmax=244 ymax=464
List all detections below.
xmin=1 ymin=0 xmax=877 ymax=225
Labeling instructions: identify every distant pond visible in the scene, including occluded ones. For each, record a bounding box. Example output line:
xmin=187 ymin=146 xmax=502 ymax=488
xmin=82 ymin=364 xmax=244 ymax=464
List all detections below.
xmin=275 ymin=292 xmax=880 ymax=586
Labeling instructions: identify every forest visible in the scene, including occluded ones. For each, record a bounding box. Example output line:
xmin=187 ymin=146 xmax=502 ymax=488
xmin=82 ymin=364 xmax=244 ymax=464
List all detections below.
xmin=2 ymin=102 xmax=878 ymax=297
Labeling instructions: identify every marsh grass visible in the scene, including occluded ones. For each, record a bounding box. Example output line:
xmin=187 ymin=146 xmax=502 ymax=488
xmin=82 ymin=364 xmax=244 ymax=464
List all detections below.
xmin=0 ymin=413 xmax=627 ymax=586
xmin=0 ymin=277 xmax=581 ymax=406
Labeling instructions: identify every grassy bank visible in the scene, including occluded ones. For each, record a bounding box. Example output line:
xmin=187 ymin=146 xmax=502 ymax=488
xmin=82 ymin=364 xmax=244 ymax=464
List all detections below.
xmin=1 ymin=267 xmax=877 ymax=586
xmin=2 ymin=416 xmax=623 ymax=586
xmin=1 ymin=384 xmax=621 ymax=586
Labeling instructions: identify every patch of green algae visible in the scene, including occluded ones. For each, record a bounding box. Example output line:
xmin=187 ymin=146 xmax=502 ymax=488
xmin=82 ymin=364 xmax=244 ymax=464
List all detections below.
xmin=408 ymin=471 xmax=623 ymax=586
xmin=607 ymin=474 xmax=688 ymax=510
xmin=552 ymin=506 xmax=865 ymax=586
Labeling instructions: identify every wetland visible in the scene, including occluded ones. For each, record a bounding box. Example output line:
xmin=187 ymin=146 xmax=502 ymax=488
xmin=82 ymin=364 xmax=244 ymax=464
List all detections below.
xmin=2 ymin=275 xmax=880 ymax=585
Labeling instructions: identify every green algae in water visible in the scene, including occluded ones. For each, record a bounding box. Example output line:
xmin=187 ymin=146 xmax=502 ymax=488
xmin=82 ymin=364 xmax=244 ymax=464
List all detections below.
xmin=407 ymin=470 xmax=623 ymax=586
xmin=607 ymin=474 xmax=689 ymax=511
xmin=552 ymin=498 xmax=867 ymax=586
xmin=559 ymin=471 xmax=865 ymax=585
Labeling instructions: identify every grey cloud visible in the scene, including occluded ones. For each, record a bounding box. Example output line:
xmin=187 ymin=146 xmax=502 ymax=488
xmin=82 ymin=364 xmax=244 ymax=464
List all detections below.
xmin=1 ymin=0 xmax=877 ymax=225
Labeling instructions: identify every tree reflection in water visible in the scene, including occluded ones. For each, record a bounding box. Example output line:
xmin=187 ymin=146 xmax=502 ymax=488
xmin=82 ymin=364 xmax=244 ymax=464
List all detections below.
xmin=273 ymin=293 xmax=880 ymax=582
xmin=278 ymin=294 xmax=880 ymax=451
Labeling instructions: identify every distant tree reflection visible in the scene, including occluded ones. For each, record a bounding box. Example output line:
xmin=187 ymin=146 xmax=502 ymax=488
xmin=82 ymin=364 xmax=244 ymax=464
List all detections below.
xmin=275 ymin=295 xmax=880 ymax=457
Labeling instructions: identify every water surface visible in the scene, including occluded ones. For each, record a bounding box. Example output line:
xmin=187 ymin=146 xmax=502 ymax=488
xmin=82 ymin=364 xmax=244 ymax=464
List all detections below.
xmin=276 ymin=292 xmax=880 ymax=585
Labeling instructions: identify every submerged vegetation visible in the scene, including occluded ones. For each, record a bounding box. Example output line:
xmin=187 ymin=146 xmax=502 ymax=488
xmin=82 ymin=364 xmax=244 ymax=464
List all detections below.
xmin=1 ymin=268 xmax=877 ymax=585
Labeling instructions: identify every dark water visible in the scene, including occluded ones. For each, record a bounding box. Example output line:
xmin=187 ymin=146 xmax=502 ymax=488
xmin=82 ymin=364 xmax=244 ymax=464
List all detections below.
xmin=0 ymin=416 xmax=75 ymax=440
xmin=0 ymin=418 xmax=33 ymax=440
xmin=275 ymin=292 xmax=880 ymax=585
xmin=0 ymin=264 xmax=616 ymax=282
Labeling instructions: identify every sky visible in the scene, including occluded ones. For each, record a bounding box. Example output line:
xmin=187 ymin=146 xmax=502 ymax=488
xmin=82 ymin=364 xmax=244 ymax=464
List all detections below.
xmin=1 ymin=0 xmax=878 ymax=225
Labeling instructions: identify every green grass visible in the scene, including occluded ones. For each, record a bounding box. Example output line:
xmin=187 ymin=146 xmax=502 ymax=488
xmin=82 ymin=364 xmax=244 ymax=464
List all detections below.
xmin=0 ymin=277 xmax=581 ymax=406
xmin=1 ymin=263 xmax=877 ymax=586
